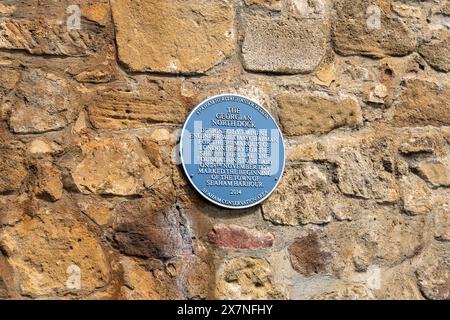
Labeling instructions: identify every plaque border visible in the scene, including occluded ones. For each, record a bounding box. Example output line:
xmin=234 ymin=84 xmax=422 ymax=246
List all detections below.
xmin=179 ymin=93 xmax=286 ymax=210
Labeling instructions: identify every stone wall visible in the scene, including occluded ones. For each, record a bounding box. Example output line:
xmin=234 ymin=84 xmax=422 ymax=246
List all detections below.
xmin=0 ymin=0 xmax=449 ymax=300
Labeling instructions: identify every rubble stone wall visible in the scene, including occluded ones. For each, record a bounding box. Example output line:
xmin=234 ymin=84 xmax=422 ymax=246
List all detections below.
xmin=0 ymin=0 xmax=449 ymax=300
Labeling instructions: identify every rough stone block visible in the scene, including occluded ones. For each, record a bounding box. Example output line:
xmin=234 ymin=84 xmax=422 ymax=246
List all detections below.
xmin=242 ymin=17 xmax=326 ymax=74
xmin=332 ymin=0 xmax=417 ymax=57
xmin=111 ymin=0 xmax=235 ymax=74
xmin=393 ymin=79 xmax=450 ymax=127
xmin=277 ymin=93 xmax=362 ymax=136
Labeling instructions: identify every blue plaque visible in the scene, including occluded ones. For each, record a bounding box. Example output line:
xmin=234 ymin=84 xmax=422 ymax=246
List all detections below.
xmin=180 ymin=94 xmax=285 ymax=209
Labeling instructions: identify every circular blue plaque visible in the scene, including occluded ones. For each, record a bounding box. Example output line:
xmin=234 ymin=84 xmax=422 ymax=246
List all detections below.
xmin=180 ymin=94 xmax=285 ymax=209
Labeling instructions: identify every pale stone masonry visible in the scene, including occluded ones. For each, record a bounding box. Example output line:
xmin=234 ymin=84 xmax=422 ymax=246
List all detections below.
xmin=0 ymin=0 xmax=449 ymax=300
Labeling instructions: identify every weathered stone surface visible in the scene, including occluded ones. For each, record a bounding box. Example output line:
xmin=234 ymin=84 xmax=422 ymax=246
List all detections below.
xmin=120 ymin=257 xmax=181 ymax=300
xmin=1 ymin=0 xmax=449 ymax=301
xmin=366 ymin=84 xmax=388 ymax=105
xmin=0 ymin=252 xmax=15 ymax=299
xmin=315 ymin=62 xmax=337 ymax=86
xmin=419 ymin=31 xmax=450 ymax=72
xmin=417 ymin=160 xmax=450 ymax=187
xmin=82 ymin=2 xmax=110 ymax=26
xmin=28 ymin=139 xmax=62 ymax=155
xmin=72 ymin=111 xmax=90 ymax=134
xmin=113 ymin=196 xmax=185 ymax=260
xmin=0 ymin=194 xmax=29 ymax=227
xmin=0 ymin=147 xmax=27 ymax=194
xmin=277 ymin=93 xmax=362 ymax=136
xmin=322 ymin=211 xmax=426 ymax=276
xmin=208 ymin=224 xmax=274 ymax=249
xmin=332 ymin=0 xmax=417 ymax=57
xmin=391 ymin=2 xmax=422 ymax=19
xmin=444 ymin=128 xmax=450 ymax=144
xmin=33 ymin=161 xmax=63 ymax=202
xmin=289 ymin=0 xmax=327 ymax=19
xmin=0 ymin=3 xmax=15 ymax=15
xmin=288 ymin=233 xmax=328 ymax=276
xmin=374 ymin=265 xmax=423 ymax=300
xmin=399 ymin=175 xmax=433 ymax=215
xmin=416 ymin=254 xmax=450 ymax=300
xmin=433 ymin=199 xmax=450 ymax=242
xmin=111 ymin=0 xmax=235 ymax=74
xmin=76 ymin=196 xmax=112 ymax=226
xmin=88 ymin=90 xmax=189 ymax=129
xmin=286 ymin=138 xmax=330 ymax=162
xmin=182 ymin=255 xmax=212 ymax=299
xmin=0 ymin=18 xmax=107 ymax=57
xmin=74 ymin=70 xmax=114 ymax=84
xmin=336 ymin=138 xmax=399 ymax=203
xmin=273 ymin=129 xmax=401 ymax=224
xmin=263 ymin=164 xmax=337 ymax=225
xmin=242 ymin=17 xmax=326 ymax=74
xmin=398 ymin=130 xmax=447 ymax=156
xmin=244 ymin=0 xmax=281 ymax=10
xmin=5 ymin=69 xmax=81 ymax=134
xmin=0 ymin=67 xmax=20 ymax=98
xmin=313 ymin=284 xmax=373 ymax=300
xmin=0 ymin=201 xmax=110 ymax=297
xmin=0 ymin=277 xmax=8 ymax=299
xmin=72 ymin=136 xmax=162 ymax=196
xmin=215 ymin=257 xmax=284 ymax=299
xmin=393 ymin=79 xmax=450 ymax=127
xmin=312 ymin=209 xmax=426 ymax=279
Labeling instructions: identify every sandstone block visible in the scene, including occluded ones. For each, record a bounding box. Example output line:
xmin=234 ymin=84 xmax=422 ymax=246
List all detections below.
xmin=88 ymin=90 xmax=188 ymax=129
xmin=215 ymin=257 xmax=284 ymax=299
xmin=0 ymin=17 xmax=107 ymax=57
xmin=0 ymin=195 xmax=31 ymax=228
xmin=398 ymin=130 xmax=447 ymax=156
xmin=120 ymin=257 xmax=181 ymax=300
xmin=416 ymin=255 xmax=450 ymax=300
xmin=72 ymin=136 xmax=158 ymax=196
xmin=33 ymin=162 xmax=63 ymax=202
xmin=417 ymin=160 xmax=450 ymax=187
xmin=393 ymin=79 xmax=450 ymax=127
xmin=399 ymin=175 xmax=433 ymax=215
xmin=0 ymin=202 xmax=110 ymax=297
xmin=277 ymin=93 xmax=362 ymax=136
xmin=242 ymin=17 xmax=326 ymax=74
xmin=82 ymin=2 xmax=110 ymax=26
xmin=315 ymin=62 xmax=337 ymax=86
xmin=332 ymin=0 xmax=417 ymax=57
xmin=263 ymin=164 xmax=337 ymax=225
xmin=0 ymin=67 xmax=20 ymax=97
xmin=183 ymin=256 xmax=212 ymax=299
xmin=76 ymin=196 xmax=113 ymax=227
xmin=419 ymin=31 xmax=450 ymax=72
xmin=321 ymin=211 xmax=426 ymax=277
xmin=111 ymin=0 xmax=235 ymax=74
xmin=433 ymin=200 xmax=450 ymax=242
xmin=336 ymin=140 xmax=399 ymax=203
xmin=28 ymin=140 xmax=62 ymax=155
xmin=0 ymin=147 xmax=27 ymax=194
xmin=374 ymin=265 xmax=423 ymax=300
xmin=160 ymin=254 xmax=212 ymax=299
xmin=6 ymin=69 xmax=81 ymax=134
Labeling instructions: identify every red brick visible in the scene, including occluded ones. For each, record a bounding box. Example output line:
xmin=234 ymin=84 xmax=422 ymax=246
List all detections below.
xmin=208 ymin=224 xmax=274 ymax=249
